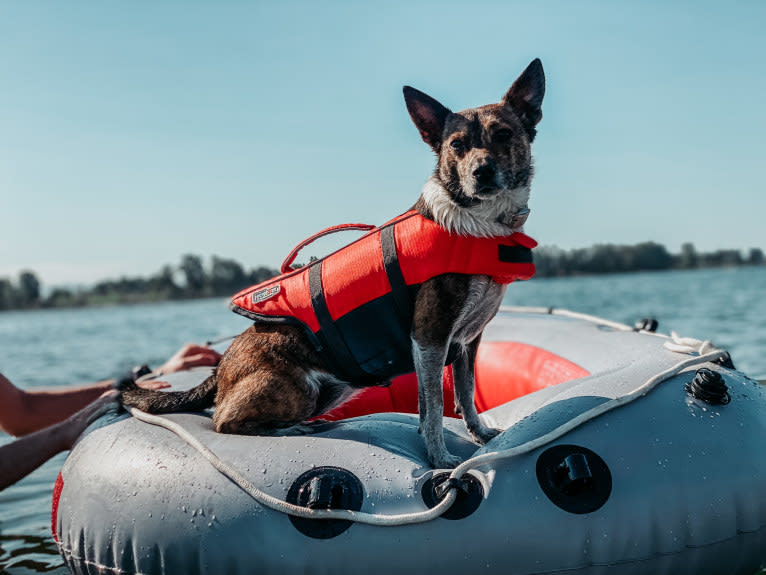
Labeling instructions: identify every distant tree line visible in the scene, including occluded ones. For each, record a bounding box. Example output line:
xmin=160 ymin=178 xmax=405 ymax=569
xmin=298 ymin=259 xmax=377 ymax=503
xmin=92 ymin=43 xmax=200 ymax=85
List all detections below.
xmin=0 ymin=254 xmax=277 ymax=311
xmin=1 ymin=243 xmax=764 ymax=311
xmin=534 ymin=242 xmax=764 ymax=277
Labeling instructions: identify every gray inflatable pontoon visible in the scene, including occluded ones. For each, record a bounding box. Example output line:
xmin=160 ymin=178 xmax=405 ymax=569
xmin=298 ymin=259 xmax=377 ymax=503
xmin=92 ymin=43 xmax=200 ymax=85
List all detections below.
xmin=53 ymin=308 xmax=766 ymax=575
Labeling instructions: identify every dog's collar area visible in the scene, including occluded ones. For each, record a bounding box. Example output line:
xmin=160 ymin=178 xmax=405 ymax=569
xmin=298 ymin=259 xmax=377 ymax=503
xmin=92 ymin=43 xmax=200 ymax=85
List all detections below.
xmin=501 ymin=206 xmax=530 ymax=230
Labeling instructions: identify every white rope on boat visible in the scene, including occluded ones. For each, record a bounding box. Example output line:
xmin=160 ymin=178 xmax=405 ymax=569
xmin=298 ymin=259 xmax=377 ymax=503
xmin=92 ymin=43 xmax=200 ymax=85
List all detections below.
xmin=446 ymin=347 xmax=726 ymax=480
xmin=128 ymin=406 xmax=458 ymax=525
xmin=500 ymin=305 xmax=636 ymax=332
xmin=126 ymin=315 xmax=729 ymax=527
xmin=663 ymin=331 xmax=717 ymax=355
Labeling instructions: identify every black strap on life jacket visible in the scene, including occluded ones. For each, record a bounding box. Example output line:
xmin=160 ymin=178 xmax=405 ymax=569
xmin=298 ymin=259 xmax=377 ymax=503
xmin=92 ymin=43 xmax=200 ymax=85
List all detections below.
xmin=309 ymin=263 xmax=367 ymax=382
xmin=498 ymin=244 xmax=533 ymax=264
xmin=380 ymin=225 xmax=414 ymax=330
xmin=308 ymin=223 xmax=417 ymax=384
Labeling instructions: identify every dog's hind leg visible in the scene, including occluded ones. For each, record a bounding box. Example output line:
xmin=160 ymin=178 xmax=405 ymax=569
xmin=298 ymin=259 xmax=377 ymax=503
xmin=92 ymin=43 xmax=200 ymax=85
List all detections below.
xmin=452 ymin=337 xmax=501 ymax=444
xmin=213 ymin=369 xmax=312 ymax=434
xmin=212 ymin=368 xmax=354 ymax=436
xmin=267 ymin=371 xmax=357 ymax=436
xmin=305 ymin=370 xmax=357 ymax=418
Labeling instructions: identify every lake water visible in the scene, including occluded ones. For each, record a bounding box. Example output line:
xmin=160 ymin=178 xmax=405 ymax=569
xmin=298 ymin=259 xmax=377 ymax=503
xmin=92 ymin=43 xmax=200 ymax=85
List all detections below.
xmin=1 ymin=267 xmax=764 ymax=574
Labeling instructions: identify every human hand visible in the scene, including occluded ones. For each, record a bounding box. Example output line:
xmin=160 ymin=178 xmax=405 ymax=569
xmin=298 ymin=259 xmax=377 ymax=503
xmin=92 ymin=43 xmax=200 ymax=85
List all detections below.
xmin=157 ymin=344 xmax=222 ymax=375
xmin=61 ymin=389 xmax=119 ymax=449
xmin=135 ymin=379 xmax=171 ymax=390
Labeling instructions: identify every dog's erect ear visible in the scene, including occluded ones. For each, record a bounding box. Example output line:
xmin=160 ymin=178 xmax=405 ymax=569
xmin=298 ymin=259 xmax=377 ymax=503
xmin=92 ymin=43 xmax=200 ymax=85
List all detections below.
xmin=403 ymin=86 xmax=452 ymax=152
xmin=503 ymin=59 xmax=545 ymax=139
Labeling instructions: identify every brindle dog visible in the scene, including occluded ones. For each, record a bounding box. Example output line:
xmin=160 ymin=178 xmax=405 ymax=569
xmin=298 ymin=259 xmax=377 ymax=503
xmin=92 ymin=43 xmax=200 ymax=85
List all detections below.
xmin=122 ymin=59 xmax=545 ymax=468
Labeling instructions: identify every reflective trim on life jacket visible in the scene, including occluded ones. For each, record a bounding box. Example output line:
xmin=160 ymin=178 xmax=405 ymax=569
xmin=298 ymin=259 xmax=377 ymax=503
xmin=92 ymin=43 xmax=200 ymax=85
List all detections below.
xmin=230 ymin=210 xmax=537 ymax=383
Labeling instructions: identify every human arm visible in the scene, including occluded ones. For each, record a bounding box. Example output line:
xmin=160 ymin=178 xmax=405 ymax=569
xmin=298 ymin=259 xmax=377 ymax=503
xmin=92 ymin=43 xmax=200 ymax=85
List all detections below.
xmin=0 ymin=373 xmax=114 ymax=437
xmin=0 ymin=343 xmax=221 ymax=437
xmin=0 ymin=390 xmax=117 ymax=491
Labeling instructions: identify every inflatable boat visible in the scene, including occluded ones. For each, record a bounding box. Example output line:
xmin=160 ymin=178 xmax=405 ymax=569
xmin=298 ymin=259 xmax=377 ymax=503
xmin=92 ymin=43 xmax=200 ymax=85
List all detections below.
xmin=52 ymin=308 xmax=766 ymax=575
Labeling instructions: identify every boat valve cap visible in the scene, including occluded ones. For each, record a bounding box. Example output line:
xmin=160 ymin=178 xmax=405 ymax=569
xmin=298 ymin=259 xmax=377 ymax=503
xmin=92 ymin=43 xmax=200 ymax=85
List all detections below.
xmin=287 ymin=467 xmax=364 ymax=539
xmin=553 ymin=453 xmax=593 ymax=496
xmin=634 ymin=317 xmax=659 ymax=332
xmin=685 ymin=368 xmax=730 ymax=405
xmin=536 ymin=445 xmax=612 ymax=514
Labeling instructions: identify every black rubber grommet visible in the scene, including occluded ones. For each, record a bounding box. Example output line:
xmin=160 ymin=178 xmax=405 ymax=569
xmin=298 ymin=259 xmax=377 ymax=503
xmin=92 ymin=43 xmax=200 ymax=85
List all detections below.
xmin=421 ymin=472 xmax=483 ymax=520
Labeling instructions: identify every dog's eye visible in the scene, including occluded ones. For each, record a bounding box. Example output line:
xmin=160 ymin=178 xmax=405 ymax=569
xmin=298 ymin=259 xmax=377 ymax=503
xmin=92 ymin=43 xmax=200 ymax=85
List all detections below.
xmin=494 ymin=129 xmax=513 ymax=142
xmin=449 ymin=139 xmax=465 ymax=152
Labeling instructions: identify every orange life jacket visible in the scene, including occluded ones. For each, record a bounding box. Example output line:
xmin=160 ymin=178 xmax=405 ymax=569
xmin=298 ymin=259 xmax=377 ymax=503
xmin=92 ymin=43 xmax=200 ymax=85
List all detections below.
xmin=230 ymin=210 xmax=536 ymax=383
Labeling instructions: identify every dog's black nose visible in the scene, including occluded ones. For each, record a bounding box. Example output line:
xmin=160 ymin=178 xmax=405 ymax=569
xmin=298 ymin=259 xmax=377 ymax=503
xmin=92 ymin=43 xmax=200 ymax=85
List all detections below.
xmin=473 ymin=163 xmax=496 ymax=187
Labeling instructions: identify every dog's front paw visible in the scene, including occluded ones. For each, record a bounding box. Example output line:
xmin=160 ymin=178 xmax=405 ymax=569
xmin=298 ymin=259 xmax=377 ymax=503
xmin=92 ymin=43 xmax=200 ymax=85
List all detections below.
xmin=470 ymin=425 xmax=502 ymax=445
xmin=429 ymin=451 xmax=464 ymax=469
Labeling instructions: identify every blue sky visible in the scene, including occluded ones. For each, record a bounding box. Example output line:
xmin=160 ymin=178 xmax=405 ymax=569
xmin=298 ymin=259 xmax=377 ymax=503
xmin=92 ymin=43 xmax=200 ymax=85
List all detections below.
xmin=1 ymin=1 xmax=764 ymax=286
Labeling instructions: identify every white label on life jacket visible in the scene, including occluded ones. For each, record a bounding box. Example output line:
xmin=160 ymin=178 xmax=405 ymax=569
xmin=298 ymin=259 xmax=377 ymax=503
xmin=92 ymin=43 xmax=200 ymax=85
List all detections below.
xmin=252 ymin=285 xmax=281 ymax=304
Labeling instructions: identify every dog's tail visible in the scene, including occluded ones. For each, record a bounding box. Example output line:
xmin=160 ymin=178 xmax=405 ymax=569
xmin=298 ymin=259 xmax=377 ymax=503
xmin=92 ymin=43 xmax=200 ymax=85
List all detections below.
xmin=120 ymin=374 xmax=218 ymax=414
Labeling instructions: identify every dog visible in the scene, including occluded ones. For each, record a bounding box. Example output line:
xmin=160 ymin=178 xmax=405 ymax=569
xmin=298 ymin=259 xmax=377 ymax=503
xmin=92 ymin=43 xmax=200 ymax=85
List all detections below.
xmin=121 ymin=59 xmax=545 ymax=469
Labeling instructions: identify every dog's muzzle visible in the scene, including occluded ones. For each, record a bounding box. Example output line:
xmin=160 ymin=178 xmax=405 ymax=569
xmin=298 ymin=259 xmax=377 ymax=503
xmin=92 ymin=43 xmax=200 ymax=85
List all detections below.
xmin=473 ymin=166 xmax=497 ymax=192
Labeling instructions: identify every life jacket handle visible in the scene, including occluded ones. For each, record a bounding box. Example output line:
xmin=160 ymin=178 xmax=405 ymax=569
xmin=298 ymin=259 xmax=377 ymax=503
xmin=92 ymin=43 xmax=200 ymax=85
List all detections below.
xmin=280 ymin=223 xmax=377 ymax=273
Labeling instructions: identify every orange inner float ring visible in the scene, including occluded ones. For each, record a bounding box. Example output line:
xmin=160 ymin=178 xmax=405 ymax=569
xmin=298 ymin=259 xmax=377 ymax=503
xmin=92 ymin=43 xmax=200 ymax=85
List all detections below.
xmin=322 ymin=342 xmax=590 ymax=421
